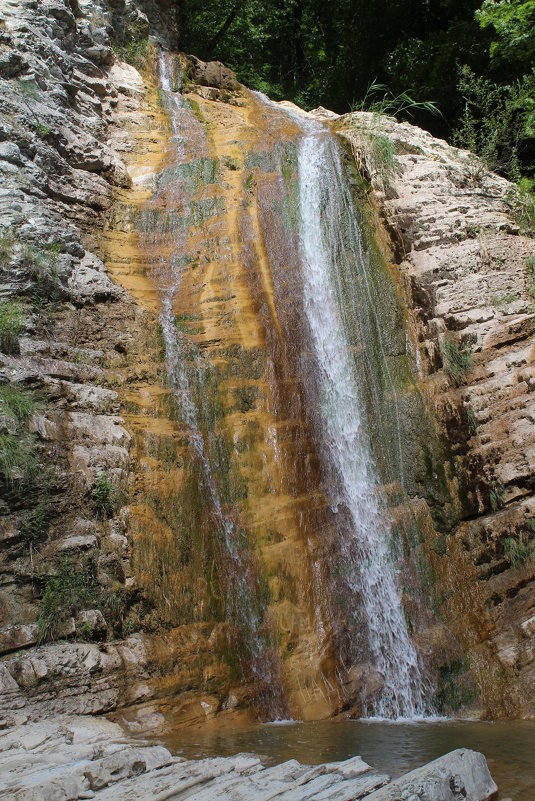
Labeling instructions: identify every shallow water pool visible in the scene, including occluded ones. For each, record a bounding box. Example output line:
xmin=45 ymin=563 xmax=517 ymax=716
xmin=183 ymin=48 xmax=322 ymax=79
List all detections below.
xmin=162 ymin=718 xmax=535 ymax=800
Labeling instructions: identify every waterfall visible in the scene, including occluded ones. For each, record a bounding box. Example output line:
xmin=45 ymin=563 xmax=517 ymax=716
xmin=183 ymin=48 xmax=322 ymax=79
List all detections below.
xmin=151 ymin=53 xmax=288 ymax=720
xmin=294 ymin=120 xmax=426 ymax=718
xmin=141 ymin=52 xmax=429 ymax=720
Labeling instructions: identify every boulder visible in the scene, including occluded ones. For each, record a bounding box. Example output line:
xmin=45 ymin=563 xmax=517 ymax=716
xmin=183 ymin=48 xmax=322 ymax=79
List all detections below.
xmin=184 ymin=54 xmax=240 ymax=92
xmin=364 ymin=749 xmax=497 ymax=801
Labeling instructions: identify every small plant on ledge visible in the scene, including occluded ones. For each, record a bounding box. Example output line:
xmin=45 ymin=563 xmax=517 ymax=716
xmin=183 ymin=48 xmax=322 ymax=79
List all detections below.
xmin=441 ymin=334 xmax=474 ymax=386
xmin=504 ymin=530 xmax=534 ymax=567
xmin=0 ymin=301 xmax=25 ymax=355
xmin=93 ymin=472 xmax=115 ymax=518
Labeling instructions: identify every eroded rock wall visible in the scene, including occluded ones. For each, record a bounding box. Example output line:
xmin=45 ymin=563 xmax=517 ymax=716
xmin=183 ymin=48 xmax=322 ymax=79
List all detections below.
xmin=336 ymin=111 xmax=535 ymax=717
xmin=0 ymin=0 xmax=221 ymax=729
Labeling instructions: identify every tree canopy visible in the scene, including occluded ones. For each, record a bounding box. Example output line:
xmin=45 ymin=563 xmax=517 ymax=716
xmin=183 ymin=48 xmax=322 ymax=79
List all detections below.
xmin=178 ymin=0 xmax=535 ymax=185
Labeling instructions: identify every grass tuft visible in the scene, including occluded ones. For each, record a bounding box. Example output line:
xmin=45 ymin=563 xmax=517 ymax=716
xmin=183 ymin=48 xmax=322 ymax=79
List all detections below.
xmin=441 ymin=335 xmax=473 ymax=385
xmin=0 ymin=301 xmax=25 ymax=355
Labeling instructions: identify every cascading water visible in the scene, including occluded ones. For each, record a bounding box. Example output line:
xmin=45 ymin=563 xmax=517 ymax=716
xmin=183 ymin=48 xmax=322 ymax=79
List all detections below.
xmin=293 ymin=118 xmax=426 ymax=718
xmin=148 ymin=53 xmax=288 ymax=719
xmin=131 ymin=50 xmax=433 ymax=721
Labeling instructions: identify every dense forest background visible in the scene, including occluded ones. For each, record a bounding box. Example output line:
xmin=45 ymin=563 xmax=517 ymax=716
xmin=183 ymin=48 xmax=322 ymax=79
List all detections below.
xmin=177 ymin=0 xmax=535 ymax=190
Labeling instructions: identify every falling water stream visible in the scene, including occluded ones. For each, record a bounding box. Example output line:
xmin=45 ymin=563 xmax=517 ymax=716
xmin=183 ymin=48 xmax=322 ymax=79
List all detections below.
xmin=135 ymin=52 xmax=432 ymax=721
xmin=293 ymin=116 xmax=426 ymax=718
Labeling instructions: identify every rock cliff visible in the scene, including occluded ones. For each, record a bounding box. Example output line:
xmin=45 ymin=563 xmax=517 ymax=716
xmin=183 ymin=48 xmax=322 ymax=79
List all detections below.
xmin=0 ymin=0 xmax=534 ymax=731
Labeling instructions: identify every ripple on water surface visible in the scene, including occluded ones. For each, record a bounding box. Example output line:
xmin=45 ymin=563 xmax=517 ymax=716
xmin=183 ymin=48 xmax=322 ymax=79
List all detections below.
xmin=162 ymin=719 xmax=535 ymax=801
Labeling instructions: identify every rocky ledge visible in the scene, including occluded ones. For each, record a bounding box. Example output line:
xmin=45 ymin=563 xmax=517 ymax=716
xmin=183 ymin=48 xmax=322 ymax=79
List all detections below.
xmin=0 ymin=715 xmax=498 ymax=801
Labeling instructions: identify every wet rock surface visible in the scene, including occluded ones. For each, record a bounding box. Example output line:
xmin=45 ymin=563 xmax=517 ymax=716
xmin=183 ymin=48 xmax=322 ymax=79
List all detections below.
xmin=0 ymin=0 xmax=211 ymax=727
xmin=337 ymin=111 xmax=535 ymax=716
xmin=0 ymin=715 xmax=497 ymax=801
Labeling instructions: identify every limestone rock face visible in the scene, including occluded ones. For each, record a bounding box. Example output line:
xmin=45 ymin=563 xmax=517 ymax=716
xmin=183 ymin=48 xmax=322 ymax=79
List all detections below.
xmin=338 ymin=111 xmax=535 ymax=717
xmin=0 ymin=0 xmax=221 ymax=729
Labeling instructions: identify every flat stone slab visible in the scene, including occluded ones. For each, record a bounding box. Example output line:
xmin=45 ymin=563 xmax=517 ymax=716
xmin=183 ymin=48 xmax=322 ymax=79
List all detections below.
xmin=0 ymin=716 xmax=498 ymax=801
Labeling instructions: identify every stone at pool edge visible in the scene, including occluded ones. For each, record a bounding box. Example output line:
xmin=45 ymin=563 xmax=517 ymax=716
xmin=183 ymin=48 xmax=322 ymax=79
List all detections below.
xmin=364 ymin=748 xmax=497 ymax=801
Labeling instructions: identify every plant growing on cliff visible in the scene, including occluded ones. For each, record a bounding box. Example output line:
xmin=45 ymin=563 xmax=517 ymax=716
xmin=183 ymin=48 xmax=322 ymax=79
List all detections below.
xmin=441 ymin=335 xmax=474 ymax=385
xmin=525 ymin=254 xmax=535 ymax=299
xmin=22 ymin=503 xmax=50 ymax=547
xmin=0 ymin=385 xmax=35 ymax=426
xmin=21 ymin=244 xmax=64 ymax=304
xmin=112 ymin=34 xmax=149 ymax=70
xmin=0 ymin=230 xmax=14 ymax=265
xmin=93 ymin=472 xmax=115 ymax=517
xmin=504 ymin=533 xmax=534 ymax=566
xmin=0 ymin=301 xmax=24 ymax=355
xmin=38 ymin=555 xmax=100 ymax=643
xmin=352 ymin=80 xmax=442 ymax=120
xmin=0 ymin=434 xmax=38 ymax=485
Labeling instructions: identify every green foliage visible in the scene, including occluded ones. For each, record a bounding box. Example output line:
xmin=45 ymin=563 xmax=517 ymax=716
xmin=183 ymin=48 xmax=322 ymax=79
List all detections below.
xmin=31 ymin=121 xmax=50 ymax=139
xmin=510 ymin=178 xmax=535 ymax=235
xmin=441 ymin=336 xmax=474 ymax=385
xmin=113 ymin=35 xmax=149 ymax=70
xmin=504 ymin=531 xmax=534 ymax=565
xmin=353 ymin=80 xmax=442 ymax=119
xmin=476 ymin=0 xmax=535 ymax=68
xmin=93 ymin=472 xmax=115 ymax=517
xmin=0 ymin=385 xmax=35 ymax=423
xmin=21 ymin=243 xmax=64 ymax=303
xmin=364 ymin=132 xmax=398 ymax=188
xmin=525 ymin=253 xmax=535 ymax=299
xmin=0 ymin=434 xmax=38 ymax=485
xmin=21 ymin=502 xmax=50 ymax=546
xmin=38 ymin=555 xmax=100 ymax=643
xmin=0 ymin=230 xmax=14 ymax=264
xmin=0 ymin=301 xmax=24 ymax=355
xmin=452 ymin=66 xmax=535 ymax=179
xmin=491 ymin=291 xmax=520 ymax=307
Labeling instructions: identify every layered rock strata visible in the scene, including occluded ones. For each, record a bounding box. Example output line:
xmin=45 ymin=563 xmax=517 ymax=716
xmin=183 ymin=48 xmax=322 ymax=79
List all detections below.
xmin=1 ymin=0 xmax=535 ymax=730
xmin=0 ymin=715 xmax=498 ymax=801
xmin=0 ymin=0 xmax=221 ymax=728
xmin=335 ymin=111 xmax=535 ymax=716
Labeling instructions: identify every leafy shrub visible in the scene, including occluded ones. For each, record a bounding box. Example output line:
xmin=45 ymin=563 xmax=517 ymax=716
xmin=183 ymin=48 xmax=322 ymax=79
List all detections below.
xmin=453 ymin=66 xmax=535 ymax=180
xmin=22 ymin=503 xmax=49 ymax=546
xmin=113 ymin=35 xmax=149 ymax=70
xmin=30 ymin=121 xmax=50 ymax=139
xmin=21 ymin=244 xmax=63 ymax=303
xmin=0 ymin=301 xmax=24 ymax=354
xmin=441 ymin=336 xmax=473 ymax=385
xmin=93 ymin=472 xmax=115 ymax=517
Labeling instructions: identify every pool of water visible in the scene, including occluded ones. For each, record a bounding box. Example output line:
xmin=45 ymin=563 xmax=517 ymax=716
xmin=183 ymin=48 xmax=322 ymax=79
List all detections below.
xmin=161 ymin=718 xmax=535 ymax=800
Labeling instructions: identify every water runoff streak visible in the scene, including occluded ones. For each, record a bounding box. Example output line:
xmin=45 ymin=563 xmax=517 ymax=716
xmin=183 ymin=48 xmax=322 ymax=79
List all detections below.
xmin=293 ymin=112 xmax=427 ymax=719
xmin=154 ymin=54 xmax=288 ymax=720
